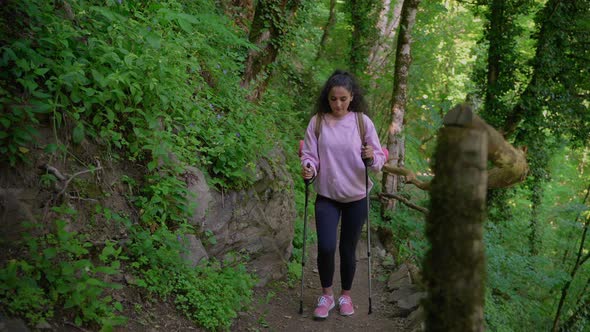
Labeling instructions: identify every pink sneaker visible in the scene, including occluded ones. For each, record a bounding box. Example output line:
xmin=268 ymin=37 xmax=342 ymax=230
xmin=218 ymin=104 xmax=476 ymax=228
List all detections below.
xmin=338 ymin=295 xmax=354 ymax=316
xmin=313 ymin=295 xmax=335 ymax=319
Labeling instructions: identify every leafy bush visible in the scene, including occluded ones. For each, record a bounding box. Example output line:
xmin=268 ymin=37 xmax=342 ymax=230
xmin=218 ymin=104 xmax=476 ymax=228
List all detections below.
xmin=106 ymin=209 xmax=256 ymax=331
xmin=0 ymin=217 xmax=125 ymax=329
xmin=0 ymin=0 xmax=276 ymax=189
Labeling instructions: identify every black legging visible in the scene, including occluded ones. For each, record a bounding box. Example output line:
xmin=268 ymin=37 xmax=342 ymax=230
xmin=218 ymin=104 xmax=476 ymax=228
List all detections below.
xmin=315 ymin=195 xmax=366 ymax=291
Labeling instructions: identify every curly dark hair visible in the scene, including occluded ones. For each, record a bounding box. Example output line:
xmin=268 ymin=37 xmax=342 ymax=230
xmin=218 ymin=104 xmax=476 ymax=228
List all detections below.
xmin=315 ymin=70 xmax=368 ymax=115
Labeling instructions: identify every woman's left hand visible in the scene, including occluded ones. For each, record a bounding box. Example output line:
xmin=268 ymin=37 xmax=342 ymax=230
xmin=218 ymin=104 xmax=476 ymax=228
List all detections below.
xmin=361 ymin=144 xmax=374 ymax=161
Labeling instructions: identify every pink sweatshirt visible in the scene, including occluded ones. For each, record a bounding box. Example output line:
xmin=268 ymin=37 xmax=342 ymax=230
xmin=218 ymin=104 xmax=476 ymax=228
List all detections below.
xmin=301 ymin=111 xmax=386 ymax=203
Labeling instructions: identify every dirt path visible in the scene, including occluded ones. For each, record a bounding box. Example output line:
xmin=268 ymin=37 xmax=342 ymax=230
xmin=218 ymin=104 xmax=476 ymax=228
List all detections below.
xmin=233 ymin=224 xmax=410 ymax=331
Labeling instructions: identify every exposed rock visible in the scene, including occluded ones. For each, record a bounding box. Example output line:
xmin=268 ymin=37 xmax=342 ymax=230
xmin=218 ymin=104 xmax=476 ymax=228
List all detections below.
xmin=0 ymin=188 xmax=36 ymax=246
xmin=34 ymin=321 xmax=51 ymax=329
xmin=407 ymin=262 xmax=423 ymax=287
xmin=185 ymin=148 xmax=295 ymax=286
xmin=387 ymin=263 xmax=411 ymax=291
xmin=0 ymin=317 xmax=29 ymax=332
xmin=179 ymin=234 xmax=209 ymax=267
xmin=389 ymin=285 xmax=418 ymax=303
xmin=398 ymin=291 xmax=426 ymax=311
xmin=407 ymin=305 xmax=426 ymax=332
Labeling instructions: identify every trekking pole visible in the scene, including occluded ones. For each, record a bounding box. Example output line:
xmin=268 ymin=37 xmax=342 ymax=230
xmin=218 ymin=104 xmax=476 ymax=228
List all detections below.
xmin=362 ymin=144 xmax=373 ymax=315
xmin=299 ymin=163 xmax=312 ymax=315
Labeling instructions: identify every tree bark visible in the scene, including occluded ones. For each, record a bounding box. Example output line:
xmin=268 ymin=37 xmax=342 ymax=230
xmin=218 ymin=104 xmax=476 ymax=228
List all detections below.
xmin=484 ymin=0 xmax=504 ymax=116
xmin=501 ymin=0 xmax=559 ymax=137
xmin=424 ymin=125 xmax=487 ymax=332
xmin=367 ymin=0 xmax=405 ymax=78
xmin=528 ymin=181 xmax=542 ymax=255
xmin=380 ymin=0 xmax=420 ymax=215
xmin=349 ymin=0 xmax=379 ymax=78
xmin=241 ymin=0 xmax=302 ymax=101
xmin=316 ymin=0 xmax=337 ymax=61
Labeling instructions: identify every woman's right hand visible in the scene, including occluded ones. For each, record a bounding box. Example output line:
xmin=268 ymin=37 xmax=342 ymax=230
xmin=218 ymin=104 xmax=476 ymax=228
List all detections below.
xmin=302 ymin=164 xmax=314 ymax=180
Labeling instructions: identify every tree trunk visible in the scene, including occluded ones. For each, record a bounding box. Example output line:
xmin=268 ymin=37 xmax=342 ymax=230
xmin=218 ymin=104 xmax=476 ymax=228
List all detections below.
xmin=502 ymin=0 xmax=559 ymax=137
xmin=316 ymin=0 xmax=337 ymax=61
xmin=349 ymin=0 xmax=379 ymax=79
xmin=552 ymin=182 xmax=590 ymax=332
xmin=220 ymin=0 xmax=255 ymax=33
xmin=528 ymin=180 xmax=542 ymax=255
xmin=380 ymin=0 xmax=420 ymax=215
xmin=241 ymin=0 xmax=302 ymax=101
xmin=560 ymin=290 xmax=590 ymax=332
xmin=484 ymin=0 xmax=504 ymax=116
xmin=366 ymin=0 xmax=405 ymax=78
xmin=424 ymin=124 xmax=487 ymax=332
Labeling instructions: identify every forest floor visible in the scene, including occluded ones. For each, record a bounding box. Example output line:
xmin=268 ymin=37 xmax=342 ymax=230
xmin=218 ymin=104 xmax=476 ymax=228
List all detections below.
xmin=232 ymin=223 xmax=410 ymax=332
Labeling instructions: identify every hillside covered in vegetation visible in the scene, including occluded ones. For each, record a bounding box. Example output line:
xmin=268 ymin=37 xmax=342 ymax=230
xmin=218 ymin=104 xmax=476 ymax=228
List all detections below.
xmin=1 ymin=0 xmax=589 ymax=331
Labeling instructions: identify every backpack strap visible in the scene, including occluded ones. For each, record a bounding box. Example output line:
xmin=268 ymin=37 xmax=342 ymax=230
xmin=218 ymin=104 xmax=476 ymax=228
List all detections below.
xmin=314 ymin=114 xmax=322 ymax=140
xmin=356 ymin=112 xmax=366 ymax=144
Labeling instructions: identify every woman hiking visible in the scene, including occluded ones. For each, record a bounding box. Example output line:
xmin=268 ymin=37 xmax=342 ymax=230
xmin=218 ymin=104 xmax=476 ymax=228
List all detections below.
xmin=300 ymin=70 xmax=386 ymax=319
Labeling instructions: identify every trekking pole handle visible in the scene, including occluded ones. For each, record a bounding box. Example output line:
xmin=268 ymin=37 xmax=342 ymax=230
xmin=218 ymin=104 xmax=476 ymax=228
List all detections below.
xmin=304 ymin=163 xmax=312 ymax=186
xmin=362 ymin=143 xmax=371 ymax=166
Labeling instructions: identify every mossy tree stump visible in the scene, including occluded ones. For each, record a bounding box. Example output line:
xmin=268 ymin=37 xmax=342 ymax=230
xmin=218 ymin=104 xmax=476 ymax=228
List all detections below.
xmin=424 ymin=111 xmax=488 ymax=331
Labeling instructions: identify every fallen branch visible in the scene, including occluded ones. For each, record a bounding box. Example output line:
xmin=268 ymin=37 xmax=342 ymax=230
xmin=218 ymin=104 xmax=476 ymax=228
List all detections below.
xmin=58 ymin=167 xmax=103 ymax=198
xmin=41 ymin=164 xmax=68 ymax=181
xmin=376 ymin=192 xmax=429 ymax=214
xmin=382 ymin=165 xmax=431 ymax=190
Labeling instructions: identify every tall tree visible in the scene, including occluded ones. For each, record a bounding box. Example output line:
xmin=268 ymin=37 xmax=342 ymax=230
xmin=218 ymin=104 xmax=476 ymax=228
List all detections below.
xmin=241 ymin=0 xmax=303 ymax=100
xmin=478 ymin=0 xmax=532 ymax=126
xmin=560 ymin=277 xmax=590 ymax=331
xmin=503 ymin=0 xmax=590 ymax=139
xmin=316 ymin=0 xmax=337 ymax=61
xmin=380 ymin=0 xmax=420 ymax=213
xmin=366 ymin=0 xmax=405 ymax=79
xmin=552 ymin=182 xmax=590 ymax=331
xmin=349 ymin=0 xmax=380 ymax=80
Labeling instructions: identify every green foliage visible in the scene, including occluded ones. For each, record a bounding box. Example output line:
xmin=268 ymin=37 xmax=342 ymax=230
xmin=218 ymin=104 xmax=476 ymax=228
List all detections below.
xmin=0 ymin=216 xmax=125 ymax=329
xmin=483 ymin=147 xmax=590 ymax=330
xmin=347 ymin=0 xmax=380 ymax=81
xmin=287 ymin=181 xmax=317 ymax=286
xmin=0 ymin=0 xmax=275 ymax=189
xmin=103 ymin=208 xmax=256 ymax=331
xmin=380 ymin=199 xmax=428 ymax=264
xmin=134 ymin=169 xmax=193 ymax=228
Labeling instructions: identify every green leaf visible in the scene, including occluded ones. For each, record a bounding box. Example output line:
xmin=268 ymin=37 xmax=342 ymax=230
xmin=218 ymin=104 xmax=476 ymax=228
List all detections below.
xmin=73 ymin=123 xmax=85 ymax=144
xmin=0 ymin=117 xmax=10 ymax=127
xmin=145 ymin=32 xmax=161 ymax=49
xmin=43 ymin=247 xmax=57 ymax=259
xmin=34 ymin=67 xmax=50 ymax=75
xmin=44 ymin=144 xmax=58 ymax=153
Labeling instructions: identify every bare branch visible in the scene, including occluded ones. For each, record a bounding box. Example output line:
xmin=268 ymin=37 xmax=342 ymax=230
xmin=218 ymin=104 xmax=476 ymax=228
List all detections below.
xmin=58 ymin=166 xmax=103 ymax=198
xmin=377 ymin=192 xmax=429 ymax=214
xmin=41 ymin=164 xmax=68 ymax=181
xmin=382 ymin=165 xmax=432 ymax=190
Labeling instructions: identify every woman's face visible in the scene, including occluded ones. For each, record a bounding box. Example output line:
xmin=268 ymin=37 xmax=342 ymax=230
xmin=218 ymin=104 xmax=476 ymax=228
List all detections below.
xmin=328 ymin=86 xmax=353 ymax=118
